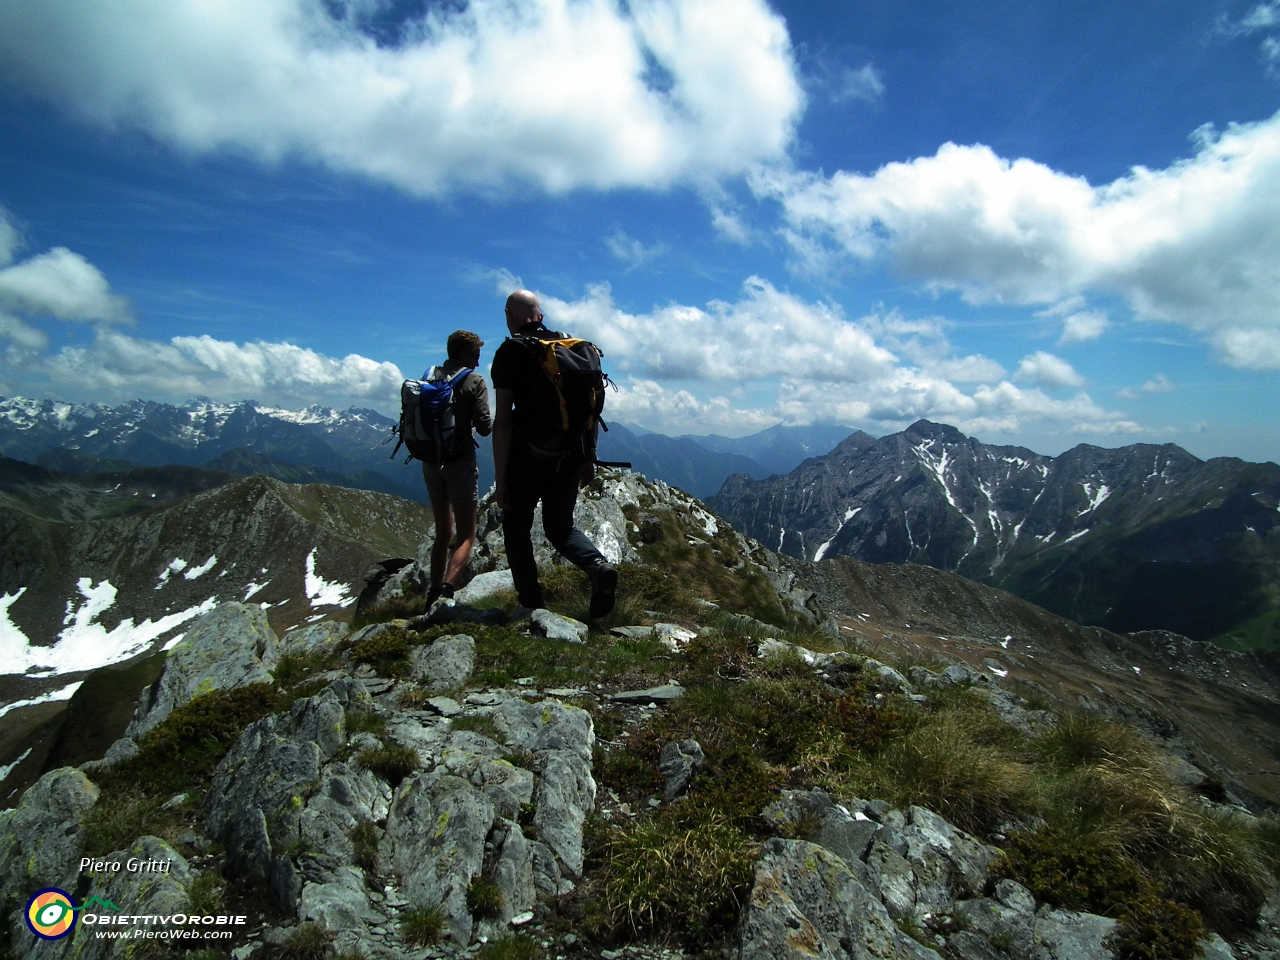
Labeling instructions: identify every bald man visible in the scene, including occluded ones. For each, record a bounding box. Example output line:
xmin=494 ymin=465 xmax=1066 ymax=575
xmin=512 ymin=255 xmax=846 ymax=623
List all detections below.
xmin=490 ymin=290 xmax=617 ymax=617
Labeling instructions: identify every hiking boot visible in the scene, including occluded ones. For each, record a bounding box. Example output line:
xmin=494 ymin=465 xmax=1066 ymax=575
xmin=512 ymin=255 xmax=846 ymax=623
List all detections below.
xmin=589 ymin=562 xmax=618 ymax=619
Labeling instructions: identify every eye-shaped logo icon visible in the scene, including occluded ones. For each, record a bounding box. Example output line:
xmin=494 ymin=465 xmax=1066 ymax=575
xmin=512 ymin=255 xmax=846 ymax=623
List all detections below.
xmin=26 ymin=888 xmax=78 ymax=940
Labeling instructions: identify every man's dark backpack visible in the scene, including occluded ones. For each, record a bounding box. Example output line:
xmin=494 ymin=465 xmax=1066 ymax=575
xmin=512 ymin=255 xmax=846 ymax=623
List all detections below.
xmin=393 ymin=366 xmax=474 ymax=466
xmin=514 ymin=333 xmax=627 ymax=466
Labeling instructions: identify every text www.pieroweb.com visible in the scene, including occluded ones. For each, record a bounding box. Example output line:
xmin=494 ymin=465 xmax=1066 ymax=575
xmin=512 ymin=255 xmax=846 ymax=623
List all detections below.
xmin=84 ymin=914 xmax=245 ymax=941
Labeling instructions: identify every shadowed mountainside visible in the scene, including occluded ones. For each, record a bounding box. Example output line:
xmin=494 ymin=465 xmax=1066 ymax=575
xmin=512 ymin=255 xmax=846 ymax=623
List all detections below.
xmin=712 ymin=419 xmax=1280 ymax=648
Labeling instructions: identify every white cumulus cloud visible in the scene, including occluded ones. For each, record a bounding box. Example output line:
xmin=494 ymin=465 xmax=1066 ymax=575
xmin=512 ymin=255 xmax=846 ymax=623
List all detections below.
xmin=544 ymin=276 xmax=898 ymax=382
xmin=537 ymin=278 xmax=1136 ymax=439
xmin=0 ymin=247 xmax=131 ymax=323
xmin=606 ymin=378 xmax=778 ymax=435
xmin=831 ymin=64 xmax=884 ymax=104
xmin=38 ymin=329 xmax=404 ymax=408
xmin=0 ymin=0 xmax=803 ymax=195
xmin=1014 ymin=351 xmax=1085 ymax=389
xmin=0 ymin=313 xmax=50 ymax=352
xmin=606 ymin=229 xmax=668 ymax=270
xmin=0 ymin=210 xmax=20 ymax=267
xmin=755 ymin=111 xmax=1280 ymax=368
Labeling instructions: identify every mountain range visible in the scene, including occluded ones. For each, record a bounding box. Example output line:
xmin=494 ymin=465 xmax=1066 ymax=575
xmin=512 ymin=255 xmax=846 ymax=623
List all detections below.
xmin=710 ymin=420 xmax=1280 ymax=648
xmin=6 ymin=394 xmax=1278 ymax=649
xmin=0 ymin=395 xmax=853 ymax=502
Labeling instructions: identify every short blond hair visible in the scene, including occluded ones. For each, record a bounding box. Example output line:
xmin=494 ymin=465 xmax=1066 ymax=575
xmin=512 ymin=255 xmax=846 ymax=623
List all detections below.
xmin=446 ymin=329 xmax=484 ymax=362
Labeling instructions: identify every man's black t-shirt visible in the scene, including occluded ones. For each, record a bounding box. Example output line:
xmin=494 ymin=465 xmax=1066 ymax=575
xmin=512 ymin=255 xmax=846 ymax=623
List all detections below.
xmin=491 ymin=322 xmax=599 ymax=459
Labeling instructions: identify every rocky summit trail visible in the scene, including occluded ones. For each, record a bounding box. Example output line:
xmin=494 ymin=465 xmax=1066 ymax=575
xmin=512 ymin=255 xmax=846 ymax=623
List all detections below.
xmin=1 ymin=471 xmax=1278 ymax=960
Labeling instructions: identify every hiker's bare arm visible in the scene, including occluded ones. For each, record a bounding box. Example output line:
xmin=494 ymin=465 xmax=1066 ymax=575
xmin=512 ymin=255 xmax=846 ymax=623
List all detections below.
xmin=472 ymin=376 xmax=493 ymax=438
xmin=578 ymin=460 xmax=594 ymax=488
xmin=492 ymin=388 xmax=515 ymax=509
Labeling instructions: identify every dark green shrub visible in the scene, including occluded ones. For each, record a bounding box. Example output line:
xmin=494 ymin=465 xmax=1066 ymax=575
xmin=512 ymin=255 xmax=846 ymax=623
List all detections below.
xmin=992 ymin=827 xmax=1154 ymax=915
xmin=466 ymin=879 xmax=505 ymax=919
xmin=128 ymin=683 xmax=281 ymax=792
xmin=273 ymin=650 xmax=334 ymax=686
xmin=1111 ymin=896 xmax=1207 ymax=960
xmin=345 ymin=628 xmax=411 ymax=675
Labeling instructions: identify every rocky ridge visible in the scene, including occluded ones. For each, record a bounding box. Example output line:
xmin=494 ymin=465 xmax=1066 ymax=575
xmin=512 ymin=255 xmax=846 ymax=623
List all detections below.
xmin=2 ymin=601 xmax=1269 ymax=960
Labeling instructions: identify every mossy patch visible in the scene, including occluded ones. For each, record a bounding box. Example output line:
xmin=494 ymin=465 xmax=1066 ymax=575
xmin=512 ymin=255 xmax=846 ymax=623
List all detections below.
xmin=343 ymin=627 xmax=412 ymax=677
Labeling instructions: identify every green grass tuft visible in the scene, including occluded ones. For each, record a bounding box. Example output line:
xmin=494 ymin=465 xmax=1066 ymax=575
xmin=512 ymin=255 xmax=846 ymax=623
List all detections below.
xmin=278 ymin=922 xmax=331 ymax=960
xmin=350 ymin=820 xmax=380 ymax=872
xmin=596 ymin=811 xmax=756 ymax=946
xmin=475 ymin=934 xmax=544 ymax=960
xmin=398 ymin=905 xmax=445 ymax=946
xmin=355 ymin=743 xmax=420 ymax=785
xmin=344 ymin=626 xmax=412 ymax=676
xmin=345 ymin=708 xmax=387 ymax=736
xmin=185 ymin=872 xmax=225 ymax=916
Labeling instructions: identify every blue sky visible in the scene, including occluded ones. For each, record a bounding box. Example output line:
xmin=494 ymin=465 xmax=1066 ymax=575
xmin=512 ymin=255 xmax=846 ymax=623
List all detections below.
xmin=0 ymin=0 xmax=1278 ymax=461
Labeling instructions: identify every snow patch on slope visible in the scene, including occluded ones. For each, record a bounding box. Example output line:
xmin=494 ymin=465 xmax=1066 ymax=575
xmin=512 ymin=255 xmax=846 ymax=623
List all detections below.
xmin=1077 ymin=482 xmax=1111 ymax=516
xmin=0 ymin=683 xmax=82 ymax=722
xmin=2 ymin=583 xmax=217 ymax=677
xmin=156 ymin=558 xmax=188 ymax=588
xmin=0 ymin=747 xmax=33 ymax=783
xmin=183 ymin=555 xmax=218 ymax=580
xmin=256 ymin=404 xmax=344 ymax=426
xmin=305 ymin=549 xmax=354 ymax=608
xmin=814 ymin=507 xmax=862 ymax=562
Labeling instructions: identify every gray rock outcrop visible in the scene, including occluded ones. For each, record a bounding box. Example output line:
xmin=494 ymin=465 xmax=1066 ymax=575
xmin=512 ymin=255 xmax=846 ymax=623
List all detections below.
xmin=279 ymin=620 xmax=351 ymax=657
xmin=127 ymin=602 xmax=280 ymax=738
xmin=737 ymin=838 xmax=938 ymax=960
xmin=203 ymin=688 xmax=346 ymax=879
xmin=657 ymin=738 xmax=705 ymax=801
xmin=0 ymin=767 xmax=99 ymax=898
xmin=411 ymin=633 xmax=476 ymax=692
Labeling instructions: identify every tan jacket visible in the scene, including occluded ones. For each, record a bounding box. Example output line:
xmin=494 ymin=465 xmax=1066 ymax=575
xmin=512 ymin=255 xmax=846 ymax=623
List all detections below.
xmin=434 ymin=359 xmax=492 ymax=457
